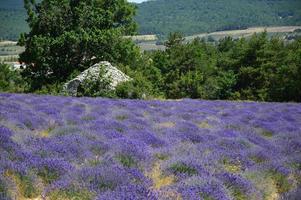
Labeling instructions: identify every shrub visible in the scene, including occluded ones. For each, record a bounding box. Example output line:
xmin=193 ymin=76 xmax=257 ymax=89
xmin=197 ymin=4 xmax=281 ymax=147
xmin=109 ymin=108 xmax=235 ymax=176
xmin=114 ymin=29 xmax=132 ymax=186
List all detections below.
xmin=116 ymin=154 xmax=137 ymax=168
xmin=170 ymin=163 xmax=198 ymax=176
xmin=0 ymin=63 xmax=27 ymax=92
xmin=115 ymin=74 xmax=154 ymax=99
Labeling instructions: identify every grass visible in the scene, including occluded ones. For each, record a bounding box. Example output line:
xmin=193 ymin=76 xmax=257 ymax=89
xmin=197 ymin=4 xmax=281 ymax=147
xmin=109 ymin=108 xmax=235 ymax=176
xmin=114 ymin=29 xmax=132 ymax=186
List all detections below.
xmin=261 ymin=130 xmax=274 ymax=138
xmin=198 ymin=121 xmax=211 ymax=129
xmin=38 ymin=126 xmax=55 ymax=138
xmin=48 ymin=188 xmax=93 ymax=200
xmin=226 ymin=124 xmax=242 ymax=131
xmin=148 ymin=162 xmax=175 ymax=189
xmin=291 ymin=162 xmax=301 ymax=170
xmin=157 ymin=122 xmax=175 ymax=128
xmin=4 ymin=170 xmax=40 ymax=199
xmin=186 ymin=26 xmax=301 ymax=42
xmin=116 ymin=115 xmax=128 ymax=121
xmin=222 ymin=158 xmax=242 ymax=173
xmin=200 ymin=193 xmax=215 ymax=200
xmin=154 ymin=153 xmax=169 ymax=161
xmin=249 ymin=155 xmax=266 ymax=164
xmin=170 ymin=163 xmax=198 ymax=176
xmin=228 ymin=186 xmax=248 ymax=200
xmin=245 ymin=170 xmax=291 ymax=200
xmin=116 ymin=154 xmax=137 ymax=168
xmin=81 ymin=115 xmax=96 ymax=121
xmin=290 ymin=162 xmax=301 ymax=184
xmin=268 ymin=171 xmax=291 ymax=194
xmin=87 ymin=158 xmax=101 ymax=166
xmin=115 ymin=127 xmax=124 ymax=133
xmin=37 ymin=167 xmax=60 ymax=184
xmin=0 ymin=178 xmax=9 ymax=199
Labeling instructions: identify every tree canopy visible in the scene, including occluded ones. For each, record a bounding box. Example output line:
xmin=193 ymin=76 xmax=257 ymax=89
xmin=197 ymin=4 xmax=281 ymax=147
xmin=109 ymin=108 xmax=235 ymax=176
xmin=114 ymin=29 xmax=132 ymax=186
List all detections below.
xmin=19 ymin=0 xmax=139 ymax=90
xmin=137 ymin=32 xmax=301 ymax=102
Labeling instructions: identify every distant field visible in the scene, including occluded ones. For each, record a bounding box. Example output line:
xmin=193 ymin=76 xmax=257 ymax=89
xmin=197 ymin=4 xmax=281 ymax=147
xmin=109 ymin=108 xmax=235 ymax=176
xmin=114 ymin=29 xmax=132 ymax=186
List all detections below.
xmin=137 ymin=26 xmax=301 ymax=51
xmin=0 ymin=41 xmax=23 ymax=62
xmin=124 ymin=34 xmax=158 ymax=42
xmin=0 ymin=55 xmax=19 ymax=62
xmin=1 ymin=26 xmax=300 ymax=58
xmin=185 ymin=26 xmax=301 ymax=41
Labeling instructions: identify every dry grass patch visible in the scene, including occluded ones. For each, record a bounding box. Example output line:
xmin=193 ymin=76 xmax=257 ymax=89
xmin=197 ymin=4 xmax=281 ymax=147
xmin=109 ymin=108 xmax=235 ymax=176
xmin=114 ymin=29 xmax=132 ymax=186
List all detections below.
xmin=244 ymin=170 xmax=293 ymax=200
xmin=4 ymin=170 xmax=42 ymax=200
xmin=157 ymin=122 xmax=176 ymax=128
xmin=197 ymin=121 xmax=211 ymax=129
xmin=39 ymin=130 xmax=50 ymax=138
xmin=221 ymin=158 xmax=242 ymax=173
xmin=147 ymin=162 xmax=175 ymax=189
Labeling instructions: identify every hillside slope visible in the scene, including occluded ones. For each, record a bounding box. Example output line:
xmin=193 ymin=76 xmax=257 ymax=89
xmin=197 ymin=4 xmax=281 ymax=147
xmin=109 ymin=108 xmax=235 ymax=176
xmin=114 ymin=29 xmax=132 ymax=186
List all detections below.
xmin=0 ymin=0 xmax=24 ymax=9
xmin=136 ymin=0 xmax=301 ymax=37
xmin=0 ymin=0 xmax=28 ymax=40
xmin=1 ymin=0 xmax=301 ymax=40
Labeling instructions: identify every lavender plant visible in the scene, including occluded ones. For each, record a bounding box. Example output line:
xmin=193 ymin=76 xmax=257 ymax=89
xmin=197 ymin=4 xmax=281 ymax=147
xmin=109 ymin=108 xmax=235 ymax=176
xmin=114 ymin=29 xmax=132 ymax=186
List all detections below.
xmin=0 ymin=93 xmax=300 ymax=199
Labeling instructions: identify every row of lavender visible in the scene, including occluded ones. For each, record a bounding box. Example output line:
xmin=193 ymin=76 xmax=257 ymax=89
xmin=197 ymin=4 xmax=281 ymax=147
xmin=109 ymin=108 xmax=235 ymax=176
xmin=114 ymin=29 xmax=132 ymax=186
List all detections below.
xmin=0 ymin=93 xmax=300 ymax=200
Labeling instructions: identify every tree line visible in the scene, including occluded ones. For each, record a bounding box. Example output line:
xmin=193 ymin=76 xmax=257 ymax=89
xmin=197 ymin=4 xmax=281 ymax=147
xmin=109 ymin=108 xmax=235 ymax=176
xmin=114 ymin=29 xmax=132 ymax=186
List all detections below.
xmin=142 ymin=32 xmax=301 ymax=102
xmin=1 ymin=31 xmax=300 ymax=102
xmin=0 ymin=0 xmax=300 ymax=102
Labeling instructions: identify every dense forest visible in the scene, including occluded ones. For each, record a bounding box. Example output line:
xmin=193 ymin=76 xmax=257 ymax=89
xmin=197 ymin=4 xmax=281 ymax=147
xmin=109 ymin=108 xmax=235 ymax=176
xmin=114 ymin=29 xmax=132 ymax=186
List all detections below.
xmin=1 ymin=0 xmax=301 ymax=40
xmin=136 ymin=0 xmax=301 ymax=38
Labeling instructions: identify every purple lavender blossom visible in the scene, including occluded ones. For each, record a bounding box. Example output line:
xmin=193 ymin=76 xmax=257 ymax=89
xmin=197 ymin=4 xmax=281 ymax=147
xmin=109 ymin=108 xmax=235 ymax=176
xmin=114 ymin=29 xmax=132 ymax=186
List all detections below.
xmin=0 ymin=93 xmax=300 ymax=199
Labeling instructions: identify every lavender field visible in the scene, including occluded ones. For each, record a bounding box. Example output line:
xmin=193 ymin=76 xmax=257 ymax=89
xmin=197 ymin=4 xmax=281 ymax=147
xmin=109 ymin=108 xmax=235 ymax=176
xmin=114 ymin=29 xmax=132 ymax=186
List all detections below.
xmin=0 ymin=93 xmax=301 ymax=200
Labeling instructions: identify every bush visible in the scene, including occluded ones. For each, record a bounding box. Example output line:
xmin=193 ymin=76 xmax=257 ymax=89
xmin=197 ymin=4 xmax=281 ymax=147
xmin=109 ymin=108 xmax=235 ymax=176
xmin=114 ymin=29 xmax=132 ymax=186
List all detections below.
xmin=20 ymin=0 xmax=138 ymax=91
xmin=115 ymin=73 xmax=154 ymax=99
xmin=0 ymin=63 xmax=28 ymax=92
xmin=34 ymin=83 xmax=64 ymax=95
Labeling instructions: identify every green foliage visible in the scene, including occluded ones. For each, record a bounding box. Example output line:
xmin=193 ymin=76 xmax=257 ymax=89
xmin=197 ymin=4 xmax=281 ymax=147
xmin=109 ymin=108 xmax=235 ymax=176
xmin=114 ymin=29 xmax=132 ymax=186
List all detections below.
xmin=170 ymin=163 xmax=198 ymax=176
xmin=0 ymin=178 xmax=8 ymax=199
xmin=142 ymin=32 xmax=301 ymax=102
xmin=33 ymin=82 xmax=63 ymax=95
xmin=201 ymin=194 xmax=215 ymax=200
xmin=0 ymin=10 xmax=28 ymax=41
xmin=228 ymin=187 xmax=248 ymax=200
xmin=0 ymin=63 xmax=27 ymax=92
xmin=154 ymin=153 xmax=169 ymax=161
xmin=267 ymin=170 xmax=291 ymax=194
xmin=115 ymin=74 xmax=153 ymax=99
xmin=37 ymin=166 xmax=60 ymax=184
xmin=136 ymin=0 xmax=301 ymax=38
xmin=48 ymin=188 xmax=93 ymax=200
xmin=15 ymin=173 xmax=39 ymax=198
xmin=116 ymin=154 xmax=137 ymax=168
xmin=2 ymin=0 xmax=301 ymax=40
xmin=20 ymin=0 xmax=138 ymax=91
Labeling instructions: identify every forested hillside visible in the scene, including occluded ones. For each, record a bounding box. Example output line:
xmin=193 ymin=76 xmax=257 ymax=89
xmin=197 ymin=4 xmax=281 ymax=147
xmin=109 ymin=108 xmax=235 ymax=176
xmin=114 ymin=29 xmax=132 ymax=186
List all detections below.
xmin=136 ymin=0 xmax=301 ymax=37
xmin=0 ymin=0 xmax=28 ymax=40
xmin=1 ymin=0 xmax=301 ymax=40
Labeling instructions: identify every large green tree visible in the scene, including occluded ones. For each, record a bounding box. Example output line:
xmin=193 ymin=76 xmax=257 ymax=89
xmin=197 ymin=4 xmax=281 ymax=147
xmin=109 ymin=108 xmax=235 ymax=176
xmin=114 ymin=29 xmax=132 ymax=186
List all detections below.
xmin=19 ymin=0 xmax=138 ymax=90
